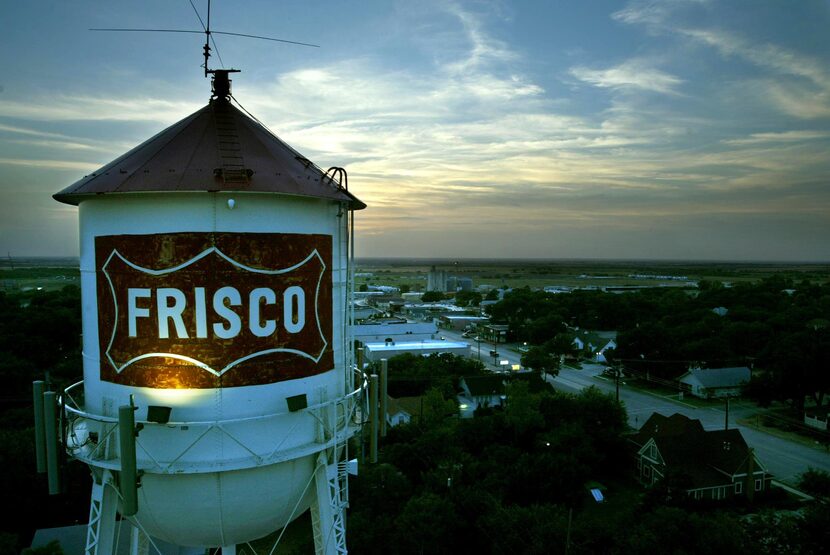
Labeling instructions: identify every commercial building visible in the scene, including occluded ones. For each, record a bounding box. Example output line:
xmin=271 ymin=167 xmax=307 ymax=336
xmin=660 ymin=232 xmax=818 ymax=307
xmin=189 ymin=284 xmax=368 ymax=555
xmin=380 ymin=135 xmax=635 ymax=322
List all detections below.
xmin=363 ymin=340 xmax=470 ymax=362
xmin=353 ymin=321 xmax=438 ymax=344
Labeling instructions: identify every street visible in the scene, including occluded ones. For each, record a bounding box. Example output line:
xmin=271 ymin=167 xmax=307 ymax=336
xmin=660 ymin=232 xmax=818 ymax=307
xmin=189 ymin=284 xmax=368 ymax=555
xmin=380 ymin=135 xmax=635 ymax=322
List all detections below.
xmin=440 ymin=327 xmax=830 ymax=483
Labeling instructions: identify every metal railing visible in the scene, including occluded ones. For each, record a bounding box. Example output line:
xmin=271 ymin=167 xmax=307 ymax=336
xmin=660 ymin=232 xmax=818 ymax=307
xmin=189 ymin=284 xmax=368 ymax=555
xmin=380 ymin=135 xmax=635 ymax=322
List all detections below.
xmin=62 ymin=370 xmax=368 ymax=475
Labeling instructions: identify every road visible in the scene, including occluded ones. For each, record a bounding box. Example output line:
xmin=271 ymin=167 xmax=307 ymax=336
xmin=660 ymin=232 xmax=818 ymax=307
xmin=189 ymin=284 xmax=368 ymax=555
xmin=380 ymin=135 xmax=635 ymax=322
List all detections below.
xmin=441 ymin=327 xmax=830 ymax=483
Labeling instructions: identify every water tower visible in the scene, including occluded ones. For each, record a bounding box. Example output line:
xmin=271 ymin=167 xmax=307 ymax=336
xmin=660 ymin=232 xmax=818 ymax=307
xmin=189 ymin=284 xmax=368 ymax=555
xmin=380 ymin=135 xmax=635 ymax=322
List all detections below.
xmin=49 ymin=70 xmax=366 ymax=554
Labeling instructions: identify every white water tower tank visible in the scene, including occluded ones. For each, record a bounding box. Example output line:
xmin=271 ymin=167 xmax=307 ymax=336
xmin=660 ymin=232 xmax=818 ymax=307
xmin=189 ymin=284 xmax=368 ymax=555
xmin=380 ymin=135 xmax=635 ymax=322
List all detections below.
xmin=55 ymin=71 xmax=365 ymax=551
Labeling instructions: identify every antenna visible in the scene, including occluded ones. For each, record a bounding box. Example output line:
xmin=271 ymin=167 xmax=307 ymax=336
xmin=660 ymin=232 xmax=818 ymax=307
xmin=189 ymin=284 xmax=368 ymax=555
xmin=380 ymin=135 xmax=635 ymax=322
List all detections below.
xmin=89 ymin=0 xmax=320 ymax=79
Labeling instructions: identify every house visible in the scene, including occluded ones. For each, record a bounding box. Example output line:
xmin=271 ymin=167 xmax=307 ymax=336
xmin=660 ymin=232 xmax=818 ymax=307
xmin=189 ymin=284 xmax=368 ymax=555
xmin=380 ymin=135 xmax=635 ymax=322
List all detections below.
xmin=386 ymin=395 xmax=425 ymax=427
xmin=459 ymin=375 xmax=506 ymax=417
xmin=572 ymin=330 xmax=617 ymax=363
xmin=677 ymin=366 xmax=750 ymax=399
xmin=629 ymin=413 xmax=771 ymax=500
xmin=804 ymin=405 xmax=830 ymax=431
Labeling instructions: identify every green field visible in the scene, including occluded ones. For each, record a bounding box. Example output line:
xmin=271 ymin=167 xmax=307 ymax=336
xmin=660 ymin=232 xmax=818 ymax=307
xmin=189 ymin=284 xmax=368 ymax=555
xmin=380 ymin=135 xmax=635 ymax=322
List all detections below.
xmin=2 ymin=257 xmax=828 ymax=294
xmin=0 ymin=265 xmax=80 ymax=292
xmin=355 ymin=258 xmax=830 ymax=291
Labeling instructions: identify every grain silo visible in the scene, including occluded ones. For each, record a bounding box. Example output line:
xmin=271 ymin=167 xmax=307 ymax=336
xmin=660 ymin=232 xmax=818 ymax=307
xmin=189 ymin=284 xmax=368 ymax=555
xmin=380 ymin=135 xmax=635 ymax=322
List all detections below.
xmin=49 ymin=70 xmax=366 ymax=554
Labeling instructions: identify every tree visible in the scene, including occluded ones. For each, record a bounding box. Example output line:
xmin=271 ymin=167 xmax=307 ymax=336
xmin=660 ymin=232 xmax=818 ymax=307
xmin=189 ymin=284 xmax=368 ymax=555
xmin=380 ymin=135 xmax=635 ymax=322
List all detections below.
xmin=399 ymin=284 xmax=411 ymax=294
xmin=394 ymin=492 xmax=462 ymax=554
xmin=421 ymin=388 xmax=458 ymax=427
xmin=798 ymin=468 xmax=830 ymax=499
xmin=521 ymin=346 xmax=559 ymax=379
xmin=455 ymin=290 xmax=482 ymax=308
xmin=544 ymin=333 xmax=577 ymax=360
xmin=421 ymin=291 xmax=444 ymax=302
xmin=504 ymin=381 xmax=543 ymax=438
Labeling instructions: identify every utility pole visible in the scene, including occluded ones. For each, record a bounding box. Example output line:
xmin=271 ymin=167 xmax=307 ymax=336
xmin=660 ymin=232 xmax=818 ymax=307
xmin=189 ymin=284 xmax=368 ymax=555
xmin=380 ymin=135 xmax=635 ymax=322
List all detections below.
xmin=724 ymin=394 xmax=730 ymax=430
xmin=492 ymin=332 xmax=498 ymax=367
xmin=369 ymin=374 xmax=378 ymax=463
xmin=380 ymin=359 xmax=388 ymax=438
xmin=615 ymin=365 xmax=621 ymax=403
xmin=565 ymin=507 xmax=573 ymax=555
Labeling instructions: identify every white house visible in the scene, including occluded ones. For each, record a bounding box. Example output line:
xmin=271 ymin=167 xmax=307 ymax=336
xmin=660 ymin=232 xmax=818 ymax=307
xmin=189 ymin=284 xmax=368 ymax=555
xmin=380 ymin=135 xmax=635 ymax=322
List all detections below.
xmin=458 ymin=376 xmax=506 ymax=418
xmin=572 ymin=330 xmax=617 ymax=363
xmin=386 ymin=396 xmax=413 ymax=427
xmin=677 ymin=367 xmax=751 ymax=399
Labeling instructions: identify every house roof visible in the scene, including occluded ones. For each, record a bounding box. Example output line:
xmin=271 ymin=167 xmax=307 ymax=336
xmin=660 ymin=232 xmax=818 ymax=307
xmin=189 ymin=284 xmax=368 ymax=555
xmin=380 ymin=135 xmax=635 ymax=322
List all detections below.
xmin=394 ymin=396 xmax=426 ymax=418
xmin=462 ymin=375 xmax=506 ymax=397
xmin=573 ymin=330 xmax=616 ymax=350
xmin=54 ymin=94 xmax=365 ymax=209
xmin=633 ymin=412 xmax=761 ymax=489
xmin=354 ymin=322 xmax=438 ymax=336
xmin=679 ymin=367 xmax=751 ymax=389
xmin=629 ymin=412 xmax=704 ymax=447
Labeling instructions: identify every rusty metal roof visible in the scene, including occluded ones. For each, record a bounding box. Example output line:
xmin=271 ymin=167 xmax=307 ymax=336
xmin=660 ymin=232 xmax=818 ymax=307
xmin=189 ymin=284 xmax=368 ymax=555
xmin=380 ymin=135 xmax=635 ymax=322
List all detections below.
xmin=53 ymin=98 xmax=365 ymax=209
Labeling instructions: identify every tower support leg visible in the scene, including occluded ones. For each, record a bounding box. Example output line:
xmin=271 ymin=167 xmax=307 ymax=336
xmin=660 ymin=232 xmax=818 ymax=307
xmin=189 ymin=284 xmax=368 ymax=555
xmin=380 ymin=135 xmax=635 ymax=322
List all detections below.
xmin=85 ymin=470 xmax=118 ymax=555
xmin=310 ymin=452 xmax=348 ymax=555
xmin=129 ymin=525 xmax=150 ymax=555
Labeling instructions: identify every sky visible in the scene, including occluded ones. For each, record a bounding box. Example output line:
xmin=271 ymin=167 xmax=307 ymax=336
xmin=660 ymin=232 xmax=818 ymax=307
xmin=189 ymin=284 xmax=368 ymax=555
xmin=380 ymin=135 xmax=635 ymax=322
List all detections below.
xmin=0 ymin=0 xmax=829 ymax=261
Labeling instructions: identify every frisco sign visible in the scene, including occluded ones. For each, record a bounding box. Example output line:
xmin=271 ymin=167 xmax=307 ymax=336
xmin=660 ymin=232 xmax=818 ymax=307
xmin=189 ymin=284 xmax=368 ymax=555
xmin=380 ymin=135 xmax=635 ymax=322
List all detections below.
xmin=95 ymin=232 xmax=333 ymax=388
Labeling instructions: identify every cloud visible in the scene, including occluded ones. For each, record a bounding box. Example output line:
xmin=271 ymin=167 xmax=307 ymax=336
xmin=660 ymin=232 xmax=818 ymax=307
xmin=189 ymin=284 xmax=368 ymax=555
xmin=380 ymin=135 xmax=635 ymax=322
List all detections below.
xmin=0 ymin=97 xmax=200 ymax=122
xmin=570 ymin=60 xmax=683 ymax=94
xmin=723 ymin=130 xmax=830 ymax=146
xmin=679 ymin=28 xmax=830 ymax=89
xmin=613 ymin=0 xmax=830 ymax=119
xmin=443 ymin=3 xmax=518 ymax=73
xmin=2 ymin=0 xmax=828 ymax=261
xmin=0 ymin=157 xmax=99 ymax=171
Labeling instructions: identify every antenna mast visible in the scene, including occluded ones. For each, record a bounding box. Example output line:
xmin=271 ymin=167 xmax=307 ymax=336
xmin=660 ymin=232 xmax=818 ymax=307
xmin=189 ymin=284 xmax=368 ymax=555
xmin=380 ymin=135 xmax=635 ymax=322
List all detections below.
xmin=89 ymin=1 xmax=319 ymax=89
xmin=203 ymin=0 xmax=212 ymax=77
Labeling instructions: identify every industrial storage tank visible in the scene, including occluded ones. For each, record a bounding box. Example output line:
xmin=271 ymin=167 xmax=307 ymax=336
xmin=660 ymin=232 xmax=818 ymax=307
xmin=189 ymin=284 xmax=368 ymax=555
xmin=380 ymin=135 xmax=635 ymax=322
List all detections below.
xmin=52 ymin=71 xmax=365 ymax=552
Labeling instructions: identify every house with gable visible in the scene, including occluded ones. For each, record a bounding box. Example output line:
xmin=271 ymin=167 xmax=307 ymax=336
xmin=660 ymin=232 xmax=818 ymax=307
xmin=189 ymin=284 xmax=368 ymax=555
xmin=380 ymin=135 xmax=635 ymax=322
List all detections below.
xmin=677 ymin=366 xmax=750 ymax=399
xmin=386 ymin=395 xmax=425 ymax=428
xmin=458 ymin=375 xmax=506 ymax=417
xmin=572 ymin=330 xmax=617 ymax=363
xmin=629 ymin=412 xmax=771 ymax=501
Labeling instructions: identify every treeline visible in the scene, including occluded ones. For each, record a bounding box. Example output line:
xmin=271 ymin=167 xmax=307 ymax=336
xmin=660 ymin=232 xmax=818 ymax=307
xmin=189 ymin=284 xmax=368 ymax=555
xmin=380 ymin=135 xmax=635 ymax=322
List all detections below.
xmin=368 ymin=352 xmax=487 ymax=398
xmin=0 ymin=287 xmax=89 ymax=553
xmin=348 ymin=383 xmax=633 ymax=554
xmin=487 ymin=278 xmax=830 ymax=411
xmin=347 ymin=374 xmax=829 ymax=554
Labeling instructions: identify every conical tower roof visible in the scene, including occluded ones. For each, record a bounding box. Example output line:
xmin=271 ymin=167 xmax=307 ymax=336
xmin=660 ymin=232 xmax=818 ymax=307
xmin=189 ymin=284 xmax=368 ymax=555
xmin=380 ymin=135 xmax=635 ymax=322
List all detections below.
xmin=54 ymin=75 xmax=365 ymax=209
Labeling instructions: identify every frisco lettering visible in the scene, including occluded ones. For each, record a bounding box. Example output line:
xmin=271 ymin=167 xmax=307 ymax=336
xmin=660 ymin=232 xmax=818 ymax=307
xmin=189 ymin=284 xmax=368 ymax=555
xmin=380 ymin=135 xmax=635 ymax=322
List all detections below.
xmin=127 ymin=286 xmax=306 ymax=339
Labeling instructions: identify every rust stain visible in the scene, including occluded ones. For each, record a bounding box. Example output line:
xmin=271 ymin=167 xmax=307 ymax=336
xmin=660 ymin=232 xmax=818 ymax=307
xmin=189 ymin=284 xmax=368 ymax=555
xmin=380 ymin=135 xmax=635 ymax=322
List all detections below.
xmin=95 ymin=232 xmax=334 ymax=389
